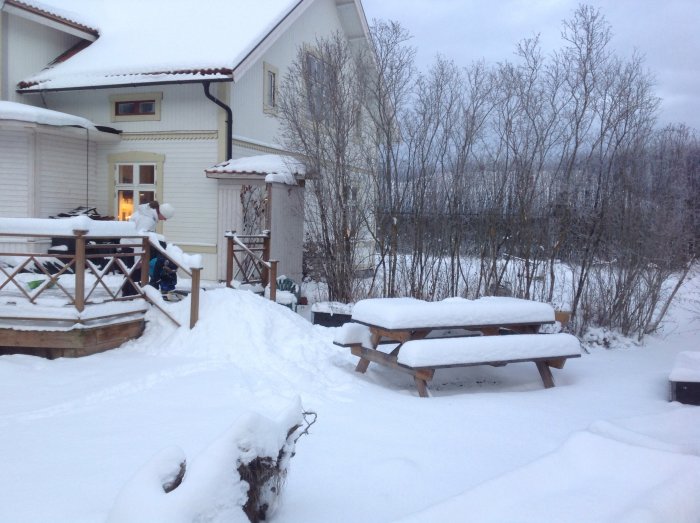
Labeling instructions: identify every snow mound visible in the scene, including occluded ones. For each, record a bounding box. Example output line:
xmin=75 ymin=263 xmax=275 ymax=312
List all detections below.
xmin=107 ymin=399 xmax=304 ymax=523
xmin=397 ymin=429 xmax=700 ymax=523
xmin=130 ymin=288 xmax=350 ymax=394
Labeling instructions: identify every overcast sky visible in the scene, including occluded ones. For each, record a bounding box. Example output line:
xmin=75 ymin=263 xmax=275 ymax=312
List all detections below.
xmin=360 ymin=0 xmax=700 ymax=131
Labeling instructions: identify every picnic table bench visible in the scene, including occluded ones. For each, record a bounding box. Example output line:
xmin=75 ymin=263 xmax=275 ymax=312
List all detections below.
xmin=334 ymin=297 xmax=581 ymax=397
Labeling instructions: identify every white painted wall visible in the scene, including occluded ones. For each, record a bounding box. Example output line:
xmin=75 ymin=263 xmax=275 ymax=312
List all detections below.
xmin=41 ymin=83 xmax=221 ymax=133
xmin=94 ymin=136 xmax=221 ymax=280
xmin=36 ymin=131 xmax=98 ymax=219
xmin=2 ymin=12 xmax=80 ymax=103
xmin=231 ymin=0 xmax=347 ymax=147
xmin=0 ymin=126 xmax=31 ymax=217
xmin=269 ymin=182 xmax=304 ymax=283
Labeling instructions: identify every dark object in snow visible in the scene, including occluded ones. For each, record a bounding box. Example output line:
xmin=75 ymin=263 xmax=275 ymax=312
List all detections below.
xmin=49 ymin=206 xmax=114 ymax=220
xmin=670 ymin=381 xmax=700 ymax=405
xmin=312 ymin=311 xmax=352 ymax=327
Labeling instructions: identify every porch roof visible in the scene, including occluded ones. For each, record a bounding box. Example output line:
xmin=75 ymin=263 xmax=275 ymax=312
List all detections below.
xmin=205 ymin=154 xmax=305 ymax=185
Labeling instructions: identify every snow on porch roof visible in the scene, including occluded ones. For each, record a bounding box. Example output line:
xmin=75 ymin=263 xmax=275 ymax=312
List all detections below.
xmin=205 ymin=154 xmax=305 ymax=185
xmin=17 ymin=0 xmax=304 ymax=91
xmin=0 ymin=101 xmax=98 ymax=130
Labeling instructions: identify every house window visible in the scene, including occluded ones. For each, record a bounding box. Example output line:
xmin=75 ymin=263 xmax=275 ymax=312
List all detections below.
xmin=114 ymin=163 xmax=157 ymax=221
xmin=263 ymin=62 xmax=278 ymax=114
xmin=110 ymin=92 xmax=162 ymax=122
xmin=304 ymin=52 xmax=333 ymax=119
xmin=115 ymin=100 xmax=156 ymax=116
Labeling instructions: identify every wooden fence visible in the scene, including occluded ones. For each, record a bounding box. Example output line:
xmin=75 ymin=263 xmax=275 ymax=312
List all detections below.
xmin=224 ymin=230 xmax=278 ymax=302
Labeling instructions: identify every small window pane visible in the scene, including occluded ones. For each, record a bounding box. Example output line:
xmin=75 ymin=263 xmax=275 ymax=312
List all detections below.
xmin=117 ymin=190 xmax=134 ymax=221
xmin=139 ymin=101 xmax=155 ymax=114
xmin=139 ymin=191 xmax=155 ymax=205
xmin=140 ymin=165 xmax=155 ymax=184
xmin=266 ymin=70 xmax=276 ymax=107
xmin=116 ymin=102 xmax=135 ymax=115
xmin=118 ymin=165 xmax=133 ymax=184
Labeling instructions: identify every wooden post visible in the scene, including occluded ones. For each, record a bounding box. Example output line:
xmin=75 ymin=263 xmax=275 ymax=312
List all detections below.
xmin=226 ymin=233 xmax=234 ymax=288
xmin=141 ymin=236 xmax=150 ymax=287
xmin=261 ymin=230 xmax=271 ymax=286
xmin=73 ymin=229 xmax=88 ymax=312
xmin=269 ymin=260 xmax=278 ymax=303
xmin=190 ymin=267 xmax=201 ymax=329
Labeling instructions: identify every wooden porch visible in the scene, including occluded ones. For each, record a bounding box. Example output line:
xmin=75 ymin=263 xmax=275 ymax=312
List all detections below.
xmin=0 ymin=221 xmax=202 ymax=358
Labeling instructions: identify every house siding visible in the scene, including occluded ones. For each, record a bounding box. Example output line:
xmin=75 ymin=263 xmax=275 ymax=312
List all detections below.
xmin=269 ymin=183 xmax=304 ymax=283
xmin=3 ymin=13 xmax=80 ymax=104
xmin=231 ymin=0 xmax=346 ymax=148
xmin=43 ymin=84 xmax=220 ymax=134
xmin=96 ymin=137 xmax=221 ymax=279
xmin=36 ymin=131 xmax=98 ymax=219
xmin=0 ymin=127 xmax=30 ymax=216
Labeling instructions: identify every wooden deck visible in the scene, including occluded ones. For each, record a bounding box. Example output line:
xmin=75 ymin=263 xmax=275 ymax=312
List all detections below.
xmin=1 ymin=227 xmax=158 ymax=358
xmin=0 ymin=317 xmax=145 ymax=359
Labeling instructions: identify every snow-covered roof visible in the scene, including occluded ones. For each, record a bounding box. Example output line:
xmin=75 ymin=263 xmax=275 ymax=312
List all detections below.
xmin=205 ymin=154 xmax=306 ymax=185
xmin=17 ymin=0 xmax=308 ymax=91
xmin=2 ymin=0 xmax=98 ymax=40
xmin=0 ymin=100 xmax=98 ymax=130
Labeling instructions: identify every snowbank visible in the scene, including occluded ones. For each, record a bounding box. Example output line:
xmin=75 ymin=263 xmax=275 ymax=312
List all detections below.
xmin=397 ymin=409 xmax=700 ymax=523
xmin=107 ymin=399 xmax=304 ymax=523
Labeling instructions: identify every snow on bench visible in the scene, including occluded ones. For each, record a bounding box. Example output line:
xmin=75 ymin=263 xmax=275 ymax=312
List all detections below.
xmin=351 ymin=296 xmax=555 ymax=331
xmin=397 ymin=333 xmax=581 ymax=368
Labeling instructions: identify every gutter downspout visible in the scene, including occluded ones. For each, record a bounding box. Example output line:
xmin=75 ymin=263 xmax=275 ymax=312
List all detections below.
xmin=203 ymin=80 xmax=232 ymax=161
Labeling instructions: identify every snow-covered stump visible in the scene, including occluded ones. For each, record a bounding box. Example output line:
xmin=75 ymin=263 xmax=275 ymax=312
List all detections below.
xmin=107 ymin=399 xmax=313 ymax=523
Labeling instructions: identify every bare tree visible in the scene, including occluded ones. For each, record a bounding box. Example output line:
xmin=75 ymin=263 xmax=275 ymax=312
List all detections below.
xmin=277 ymin=32 xmax=369 ymax=302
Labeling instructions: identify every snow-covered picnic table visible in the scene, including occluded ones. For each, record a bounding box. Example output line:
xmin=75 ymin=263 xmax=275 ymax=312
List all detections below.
xmin=334 ymin=297 xmax=581 ymax=397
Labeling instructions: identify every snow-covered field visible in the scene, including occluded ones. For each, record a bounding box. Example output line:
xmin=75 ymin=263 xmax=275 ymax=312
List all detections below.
xmin=1 ymin=275 xmax=699 ymax=522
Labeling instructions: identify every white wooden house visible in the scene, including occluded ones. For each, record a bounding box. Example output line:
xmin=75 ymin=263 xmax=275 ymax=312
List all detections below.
xmin=0 ymin=0 xmax=371 ymax=282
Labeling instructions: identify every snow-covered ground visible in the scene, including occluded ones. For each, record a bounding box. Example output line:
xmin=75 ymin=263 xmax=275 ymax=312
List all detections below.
xmin=1 ymin=275 xmax=699 ymax=522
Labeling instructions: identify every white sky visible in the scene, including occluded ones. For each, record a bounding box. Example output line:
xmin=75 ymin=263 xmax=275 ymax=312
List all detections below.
xmin=361 ymin=0 xmax=700 ymax=131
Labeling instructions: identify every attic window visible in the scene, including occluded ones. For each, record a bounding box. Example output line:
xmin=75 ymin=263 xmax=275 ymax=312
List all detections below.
xmin=263 ymin=62 xmax=278 ymax=115
xmin=115 ymin=100 xmax=155 ymax=116
xmin=110 ymin=92 xmax=162 ymax=122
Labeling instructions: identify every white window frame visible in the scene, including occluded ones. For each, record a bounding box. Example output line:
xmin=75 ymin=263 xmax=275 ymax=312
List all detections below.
xmin=107 ymin=151 xmax=165 ymax=230
xmin=263 ymin=62 xmax=279 ymax=115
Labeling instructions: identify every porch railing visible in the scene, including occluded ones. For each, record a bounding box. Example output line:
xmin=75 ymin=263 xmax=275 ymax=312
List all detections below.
xmin=224 ymin=230 xmax=277 ymax=302
xmin=0 ymin=228 xmax=201 ymax=329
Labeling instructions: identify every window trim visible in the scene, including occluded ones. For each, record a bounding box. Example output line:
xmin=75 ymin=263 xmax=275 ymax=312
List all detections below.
xmin=263 ymin=62 xmax=279 ymax=115
xmin=110 ymin=92 xmax=163 ymax=122
xmin=107 ymin=151 xmax=165 ymax=231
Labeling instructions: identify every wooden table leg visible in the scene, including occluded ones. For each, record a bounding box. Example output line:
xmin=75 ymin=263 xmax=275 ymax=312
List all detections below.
xmin=535 ymin=361 xmax=555 ymax=388
xmin=414 ymin=376 xmax=430 ymax=397
xmin=355 ymin=358 xmax=370 ymax=374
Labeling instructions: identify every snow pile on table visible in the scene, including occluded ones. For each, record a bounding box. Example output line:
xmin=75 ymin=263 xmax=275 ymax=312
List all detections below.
xmin=333 ymin=322 xmax=373 ymax=348
xmin=107 ymin=399 xmax=304 ymax=523
xmin=669 ymin=351 xmax=700 ymax=382
xmin=351 ymin=296 xmax=554 ymax=329
xmin=397 ymin=407 xmax=700 ymax=523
